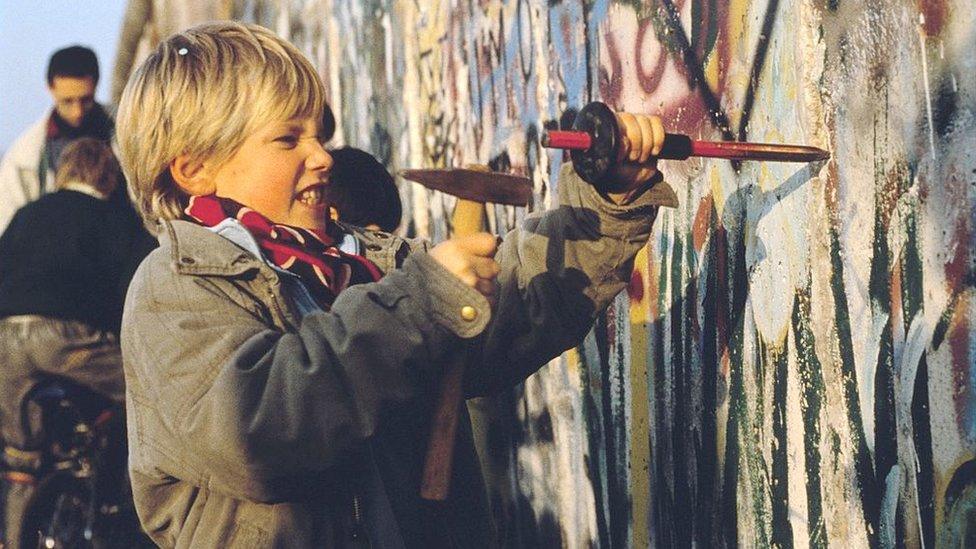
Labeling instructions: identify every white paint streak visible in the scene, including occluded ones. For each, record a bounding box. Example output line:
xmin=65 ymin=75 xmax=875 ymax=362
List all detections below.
xmin=879 ymin=465 xmax=901 ymax=549
xmin=786 ymin=332 xmax=811 ymax=546
xmin=917 ymin=14 xmax=937 ymax=161
xmin=382 ymin=12 xmax=393 ymax=87
xmin=899 ymin=312 xmax=932 ymax=407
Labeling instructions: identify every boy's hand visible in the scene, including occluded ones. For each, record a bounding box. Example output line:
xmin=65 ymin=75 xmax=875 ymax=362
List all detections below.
xmin=430 ymin=233 xmax=500 ymax=302
xmin=605 ymin=113 xmax=666 ymax=199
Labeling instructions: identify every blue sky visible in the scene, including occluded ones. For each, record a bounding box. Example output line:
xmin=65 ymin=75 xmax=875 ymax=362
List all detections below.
xmin=0 ymin=0 xmax=127 ymax=153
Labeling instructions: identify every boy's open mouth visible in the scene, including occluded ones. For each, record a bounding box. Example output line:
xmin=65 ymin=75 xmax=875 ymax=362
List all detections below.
xmin=296 ymin=184 xmax=327 ymax=206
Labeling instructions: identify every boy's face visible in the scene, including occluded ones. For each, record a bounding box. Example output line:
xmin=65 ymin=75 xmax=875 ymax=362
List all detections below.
xmin=211 ymin=116 xmax=334 ymax=229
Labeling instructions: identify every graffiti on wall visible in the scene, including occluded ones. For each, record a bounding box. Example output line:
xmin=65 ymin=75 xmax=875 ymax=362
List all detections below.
xmin=120 ymin=0 xmax=975 ymax=546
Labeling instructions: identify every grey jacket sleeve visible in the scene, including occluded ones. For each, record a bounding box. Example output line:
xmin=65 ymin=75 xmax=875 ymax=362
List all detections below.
xmin=122 ymin=244 xmax=487 ymax=503
xmin=464 ymin=163 xmax=661 ymax=395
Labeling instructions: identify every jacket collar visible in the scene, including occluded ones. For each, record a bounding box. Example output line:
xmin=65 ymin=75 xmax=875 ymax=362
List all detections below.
xmin=159 ymin=219 xmax=265 ymax=277
xmin=159 ymin=219 xmax=409 ymax=277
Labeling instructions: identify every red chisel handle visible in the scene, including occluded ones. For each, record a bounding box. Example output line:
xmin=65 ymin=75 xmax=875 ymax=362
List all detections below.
xmin=543 ymin=130 xmax=829 ymax=162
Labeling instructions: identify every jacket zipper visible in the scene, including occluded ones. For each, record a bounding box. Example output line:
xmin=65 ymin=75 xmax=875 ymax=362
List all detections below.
xmin=351 ymin=493 xmax=364 ymax=541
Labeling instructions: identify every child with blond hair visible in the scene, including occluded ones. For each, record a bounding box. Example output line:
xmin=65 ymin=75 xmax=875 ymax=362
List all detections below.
xmin=115 ymin=21 xmax=672 ymax=548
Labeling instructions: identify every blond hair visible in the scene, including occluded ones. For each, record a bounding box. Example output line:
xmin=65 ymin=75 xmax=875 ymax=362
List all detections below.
xmin=115 ymin=21 xmax=326 ymax=231
xmin=55 ymin=137 xmax=120 ymax=196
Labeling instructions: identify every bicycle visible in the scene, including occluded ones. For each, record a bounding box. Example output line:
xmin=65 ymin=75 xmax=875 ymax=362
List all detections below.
xmin=2 ymin=379 xmax=150 ymax=548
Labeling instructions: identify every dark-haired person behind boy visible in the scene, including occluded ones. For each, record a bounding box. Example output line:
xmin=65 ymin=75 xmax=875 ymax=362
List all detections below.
xmin=327 ymin=146 xmax=403 ymax=232
xmin=0 ymin=138 xmax=152 ymax=548
xmin=0 ymin=45 xmax=114 ymax=235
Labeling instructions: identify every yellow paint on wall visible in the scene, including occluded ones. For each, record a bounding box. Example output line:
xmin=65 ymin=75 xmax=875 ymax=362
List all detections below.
xmin=705 ymin=48 xmax=721 ymax=91
xmin=564 ymin=346 xmax=580 ymax=380
xmin=710 ymin=165 xmax=727 ymax=216
xmin=629 ymin=245 xmax=652 ymax=548
xmin=759 ymin=163 xmax=771 ymax=192
xmin=727 ymin=0 xmax=755 ymax=128
xmin=727 ymin=0 xmax=749 ymax=48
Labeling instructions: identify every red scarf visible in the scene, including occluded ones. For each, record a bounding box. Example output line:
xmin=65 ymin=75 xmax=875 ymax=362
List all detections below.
xmin=185 ymin=195 xmax=381 ymax=309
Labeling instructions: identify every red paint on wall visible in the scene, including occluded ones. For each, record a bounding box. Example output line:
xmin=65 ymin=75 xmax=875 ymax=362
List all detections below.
xmin=944 ymin=217 xmax=971 ymax=294
xmin=917 ymin=0 xmax=949 ymax=36
xmin=635 ymin=18 xmax=668 ymax=97
xmin=629 ymin=269 xmax=645 ymax=302
xmin=949 ymin=305 xmax=974 ymax=443
xmin=693 ymin=195 xmax=714 ymax=252
xmin=599 ymin=29 xmax=624 ymax=107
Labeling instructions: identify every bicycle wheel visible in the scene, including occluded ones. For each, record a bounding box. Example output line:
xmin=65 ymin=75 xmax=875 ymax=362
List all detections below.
xmin=20 ymin=471 xmax=94 ymax=549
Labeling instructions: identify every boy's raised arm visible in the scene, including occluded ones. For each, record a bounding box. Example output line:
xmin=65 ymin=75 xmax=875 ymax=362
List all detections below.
xmin=466 ymin=162 xmax=666 ymax=395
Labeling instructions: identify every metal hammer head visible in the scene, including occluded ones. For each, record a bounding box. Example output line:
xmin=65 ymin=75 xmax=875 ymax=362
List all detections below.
xmin=399 ymin=168 xmax=533 ymax=206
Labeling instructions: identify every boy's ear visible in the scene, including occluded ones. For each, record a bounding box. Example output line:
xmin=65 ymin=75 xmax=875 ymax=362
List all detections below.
xmin=169 ymin=154 xmax=215 ymax=196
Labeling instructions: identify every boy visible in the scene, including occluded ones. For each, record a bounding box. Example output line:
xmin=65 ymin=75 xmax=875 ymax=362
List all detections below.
xmin=115 ymin=21 xmax=669 ymax=548
xmin=327 ymin=147 xmax=402 ymax=232
xmin=0 ymin=138 xmax=148 ymax=547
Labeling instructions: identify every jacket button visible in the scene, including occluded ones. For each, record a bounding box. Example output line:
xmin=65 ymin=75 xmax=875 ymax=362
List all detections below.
xmin=366 ymin=244 xmax=382 ymax=251
xmin=460 ymin=306 xmax=477 ymax=322
xmin=180 ymin=257 xmax=195 ymax=264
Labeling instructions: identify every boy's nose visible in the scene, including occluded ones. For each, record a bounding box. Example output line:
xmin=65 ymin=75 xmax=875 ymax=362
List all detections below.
xmin=307 ymin=142 xmax=333 ymax=173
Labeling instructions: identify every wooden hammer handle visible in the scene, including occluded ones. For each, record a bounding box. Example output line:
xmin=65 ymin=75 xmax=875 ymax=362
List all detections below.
xmin=419 ymin=360 xmax=466 ymax=500
xmin=420 ymin=198 xmax=485 ymax=501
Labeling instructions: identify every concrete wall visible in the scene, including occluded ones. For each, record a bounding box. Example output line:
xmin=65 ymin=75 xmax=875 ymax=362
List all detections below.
xmin=116 ymin=1 xmax=975 ymax=546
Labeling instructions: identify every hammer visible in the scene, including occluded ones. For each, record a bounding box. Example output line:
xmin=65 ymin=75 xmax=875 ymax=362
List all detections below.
xmin=400 ymin=166 xmax=533 ymax=501
xmin=543 ymin=101 xmax=830 ymax=192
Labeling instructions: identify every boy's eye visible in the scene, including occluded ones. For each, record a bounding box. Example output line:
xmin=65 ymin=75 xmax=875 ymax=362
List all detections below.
xmin=274 ymin=135 xmax=300 ymax=146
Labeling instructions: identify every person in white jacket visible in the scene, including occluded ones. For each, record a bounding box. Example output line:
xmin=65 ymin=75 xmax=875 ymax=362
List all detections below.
xmin=0 ymin=45 xmax=113 ymax=235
